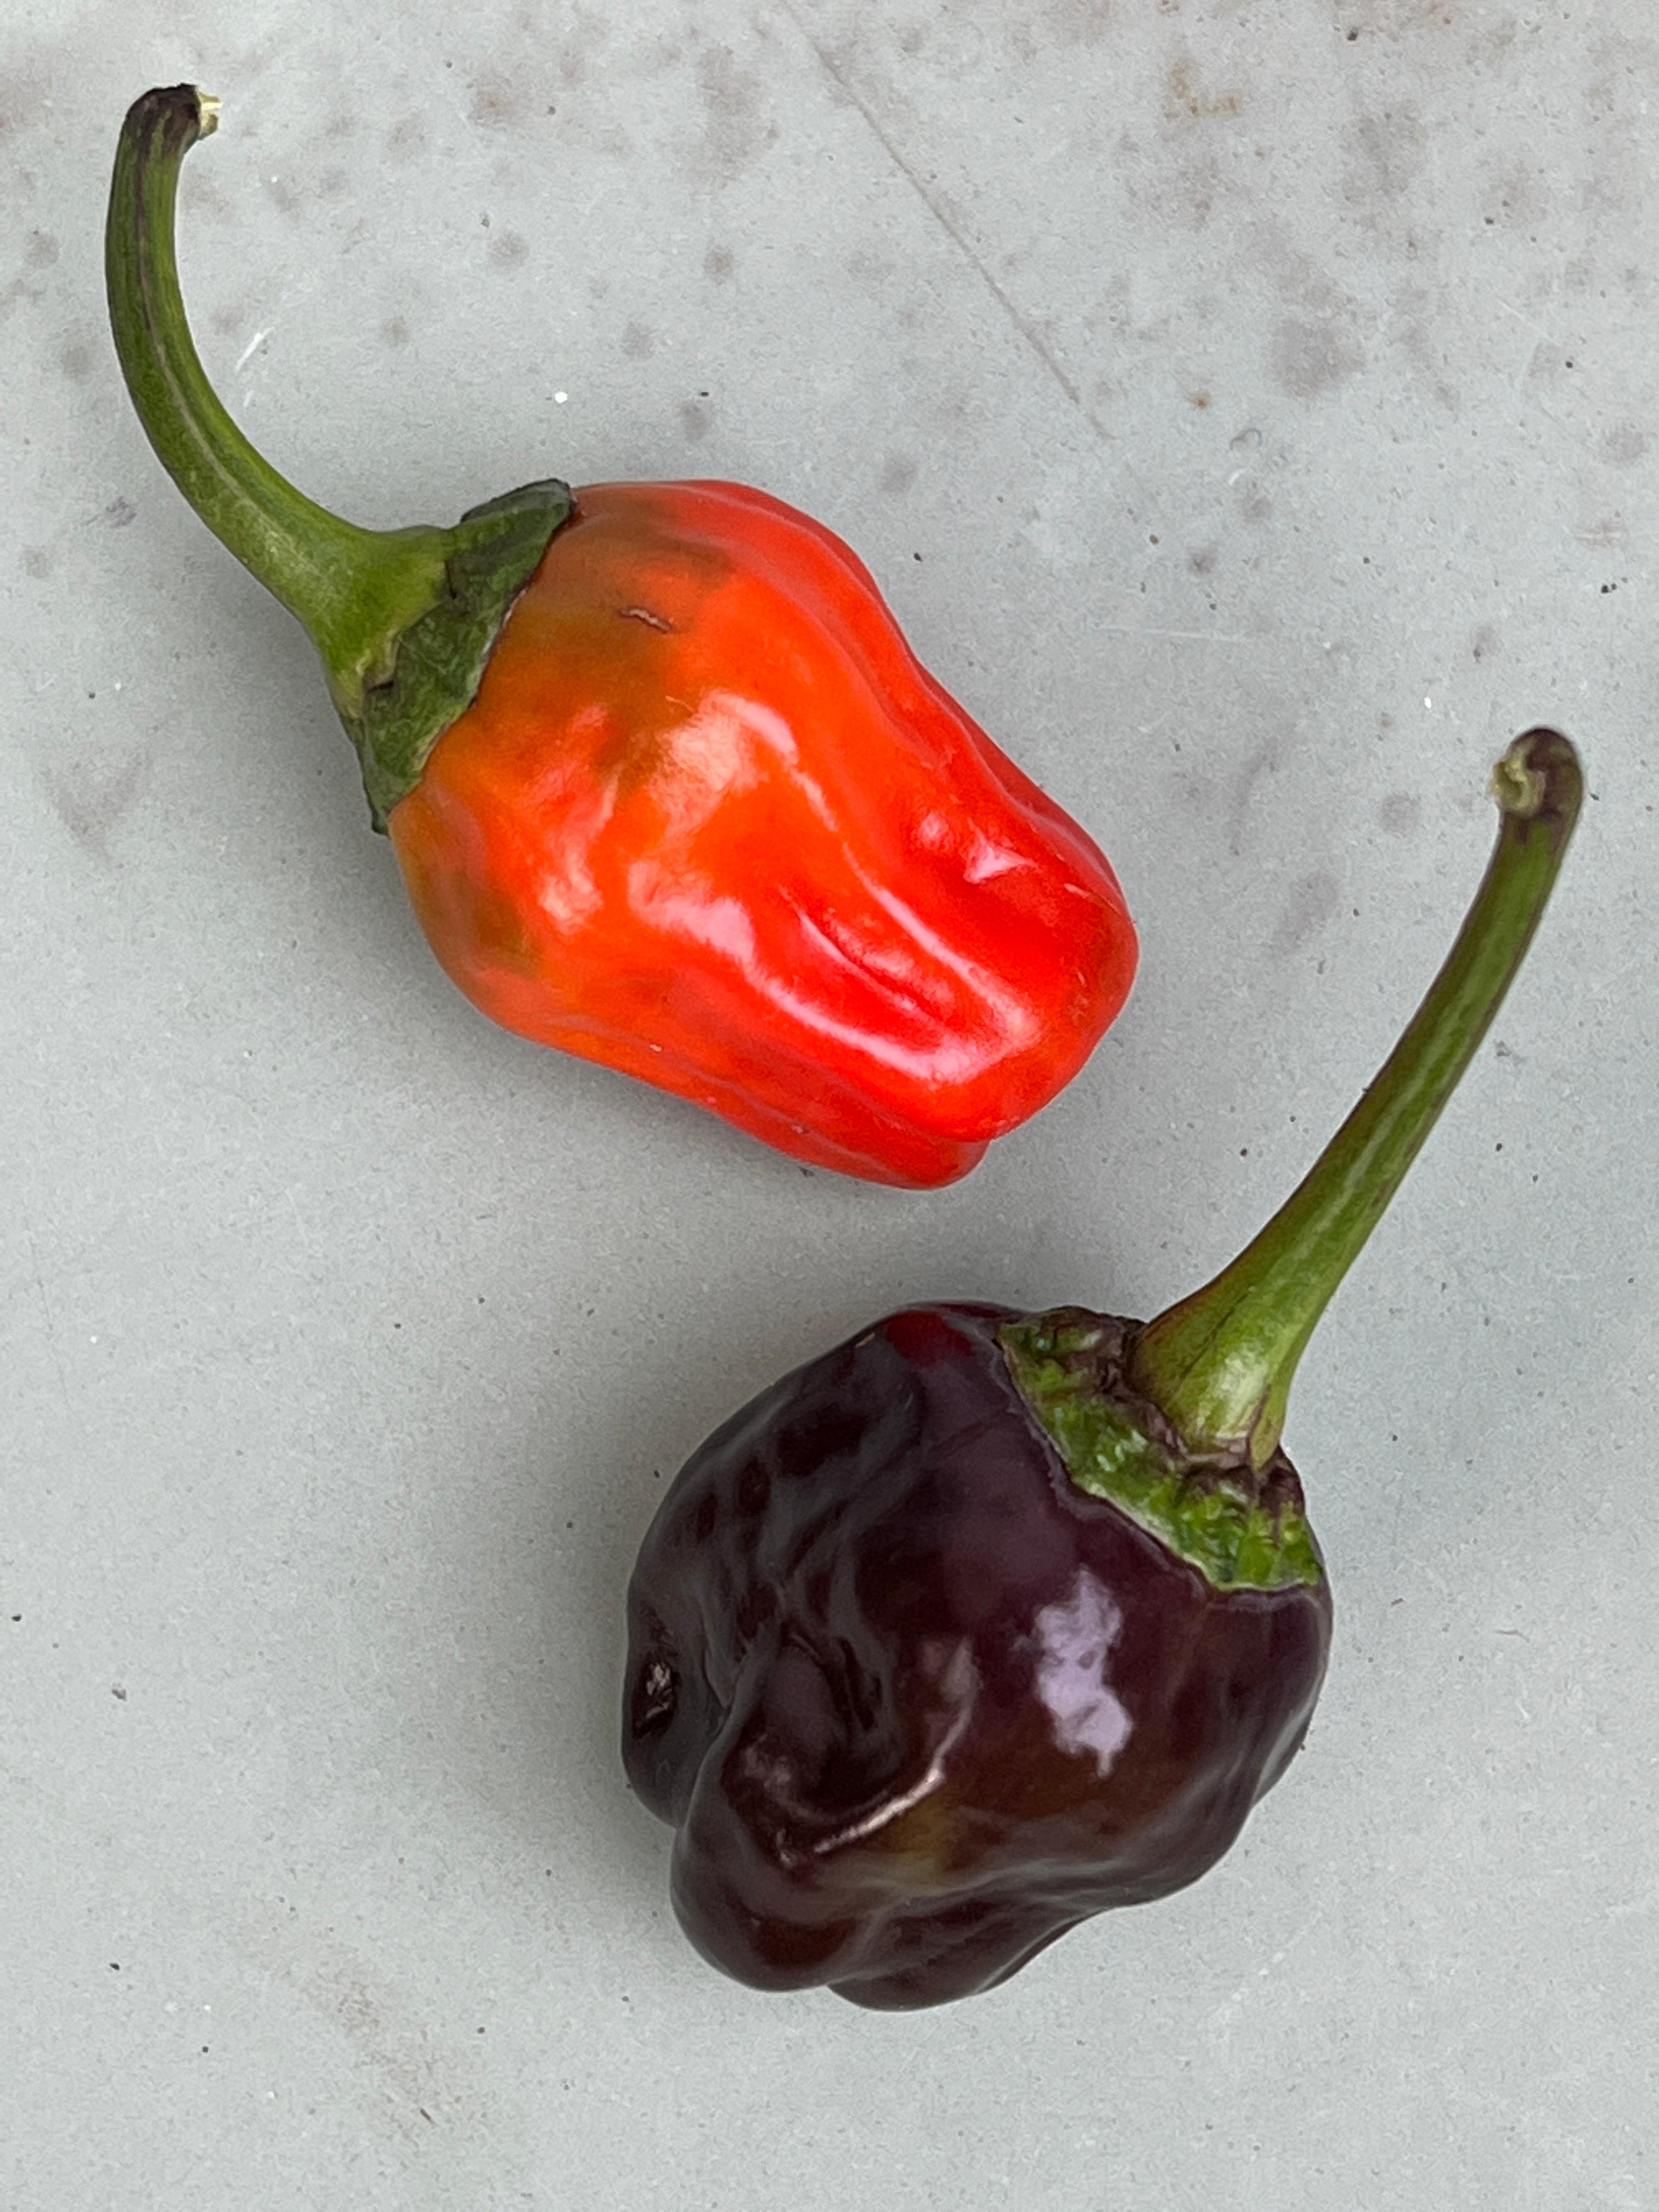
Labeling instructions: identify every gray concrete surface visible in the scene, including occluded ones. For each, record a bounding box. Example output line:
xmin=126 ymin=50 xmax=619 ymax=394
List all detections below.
xmin=3 ymin=2 xmax=1655 ymax=2207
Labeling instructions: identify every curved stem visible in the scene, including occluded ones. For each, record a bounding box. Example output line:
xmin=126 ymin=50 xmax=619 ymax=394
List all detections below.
xmin=106 ymin=85 xmax=572 ymax=825
xmin=1127 ymin=728 xmax=1582 ymax=1470
xmin=105 ymin=86 xmax=446 ymax=714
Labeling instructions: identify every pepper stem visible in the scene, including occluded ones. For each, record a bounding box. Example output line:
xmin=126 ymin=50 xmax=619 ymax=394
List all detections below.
xmin=105 ymin=86 xmax=572 ymax=827
xmin=1126 ymin=729 xmax=1581 ymax=1470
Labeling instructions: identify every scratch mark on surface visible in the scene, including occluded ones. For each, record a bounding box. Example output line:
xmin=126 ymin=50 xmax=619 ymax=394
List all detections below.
xmin=1096 ymin=625 xmax=1258 ymax=644
xmin=784 ymin=11 xmax=1104 ymax=438
xmin=24 ymin=1220 xmax=72 ymax=1419
xmin=235 ymin=327 xmax=270 ymax=373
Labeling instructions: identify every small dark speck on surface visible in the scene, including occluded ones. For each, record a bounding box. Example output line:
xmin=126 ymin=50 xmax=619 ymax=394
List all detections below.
xmin=101 ymin=498 xmax=137 ymax=528
xmin=382 ymin=317 xmax=410 ymax=348
xmin=489 ymin=231 xmax=529 ymax=270
xmin=704 ymin=244 xmax=735 ymax=282
xmin=1470 ymin=623 xmax=1500 ymax=662
xmin=112 ymin=1684 xmax=127 ymax=1701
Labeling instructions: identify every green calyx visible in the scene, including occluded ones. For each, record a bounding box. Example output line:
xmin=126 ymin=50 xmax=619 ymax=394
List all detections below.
xmin=105 ymin=85 xmax=573 ymax=829
xmin=1125 ymin=726 xmax=1582 ymax=1474
xmin=1005 ymin=729 xmax=1578 ymax=1595
xmin=1001 ymin=1312 xmax=1323 ymax=1592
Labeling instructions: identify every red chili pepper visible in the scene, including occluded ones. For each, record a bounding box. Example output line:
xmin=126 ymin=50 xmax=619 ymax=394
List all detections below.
xmin=107 ymin=89 xmax=1136 ymax=1186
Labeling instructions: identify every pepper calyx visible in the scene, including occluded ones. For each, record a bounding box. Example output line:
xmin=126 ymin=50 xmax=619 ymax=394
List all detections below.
xmin=106 ymin=84 xmax=573 ymax=830
xmin=1000 ymin=1310 xmax=1324 ymax=1592
xmin=345 ymin=479 xmax=573 ymax=830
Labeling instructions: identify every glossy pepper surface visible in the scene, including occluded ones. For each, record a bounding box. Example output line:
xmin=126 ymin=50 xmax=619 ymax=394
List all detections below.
xmin=625 ymin=730 xmax=1581 ymax=2007
xmin=106 ymin=88 xmax=1136 ymax=1187
xmin=391 ymin=477 xmax=1135 ymax=1186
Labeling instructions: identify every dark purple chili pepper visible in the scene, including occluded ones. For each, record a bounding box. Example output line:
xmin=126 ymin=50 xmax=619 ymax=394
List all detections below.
xmin=624 ymin=731 xmax=1581 ymax=2007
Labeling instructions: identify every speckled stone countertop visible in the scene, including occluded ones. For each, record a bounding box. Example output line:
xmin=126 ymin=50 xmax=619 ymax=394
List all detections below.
xmin=4 ymin=5 xmax=1655 ymax=2208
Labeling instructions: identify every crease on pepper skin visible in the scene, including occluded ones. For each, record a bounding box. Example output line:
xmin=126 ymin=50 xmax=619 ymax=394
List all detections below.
xmin=105 ymin=87 xmax=1138 ymax=1189
xmin=390 ymin=478 xmax=1136 ymax=1185
xmin=624 ymin=731 xmax=1582 ymax=2007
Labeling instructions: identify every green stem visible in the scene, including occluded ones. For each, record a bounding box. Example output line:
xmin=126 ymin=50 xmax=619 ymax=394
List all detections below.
xmin=1126 ymin=728 xmax=1582 ymax=1470
xmin=105 ymin=85 xmax=571 ymax=827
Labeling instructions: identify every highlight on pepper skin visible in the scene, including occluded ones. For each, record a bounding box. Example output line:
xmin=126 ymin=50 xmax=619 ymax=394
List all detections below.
xmin=623 ymin=1304 xmax=1330 ymax=2010
xmin=623 ymin=730 xmax=1581 ymax=2006
xmin=106 ymin=87 xmax=1139 ymax=1189
xmin=388 ymin=479 xmax=1138 ymax=1188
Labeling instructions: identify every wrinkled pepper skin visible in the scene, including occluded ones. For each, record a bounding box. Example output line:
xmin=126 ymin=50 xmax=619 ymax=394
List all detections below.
xmin=624 ymin=1304 xmax=1331 ymax=2009
xmin=389 ymin=482 xmax=1137 ymax=1187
